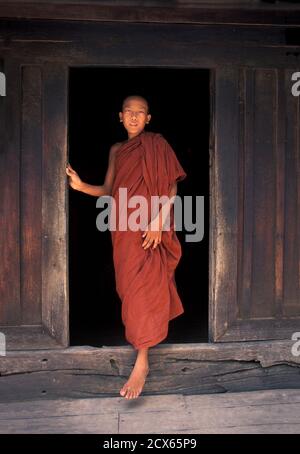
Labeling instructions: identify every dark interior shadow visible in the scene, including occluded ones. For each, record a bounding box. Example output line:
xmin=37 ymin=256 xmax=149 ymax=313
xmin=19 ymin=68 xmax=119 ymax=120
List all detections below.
xmin=68 ymin=67 xmax=209 ymax=347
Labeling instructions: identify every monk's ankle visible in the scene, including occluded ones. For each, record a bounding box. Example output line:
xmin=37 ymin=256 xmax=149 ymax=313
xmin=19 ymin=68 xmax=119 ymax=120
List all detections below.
xmin=134 ymin=347 xmax=149 ymax=370
xmin=134 ymin=356 xmax=149 ymax=371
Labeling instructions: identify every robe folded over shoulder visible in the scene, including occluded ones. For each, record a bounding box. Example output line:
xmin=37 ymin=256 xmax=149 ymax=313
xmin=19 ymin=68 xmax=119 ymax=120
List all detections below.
xmin=110 ymin=130 xmax=187 ymax=349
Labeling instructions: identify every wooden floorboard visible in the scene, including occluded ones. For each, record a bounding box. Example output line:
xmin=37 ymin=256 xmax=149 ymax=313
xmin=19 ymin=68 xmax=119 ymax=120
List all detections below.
xmin=0 ymin=389 xmax=299 ymax=434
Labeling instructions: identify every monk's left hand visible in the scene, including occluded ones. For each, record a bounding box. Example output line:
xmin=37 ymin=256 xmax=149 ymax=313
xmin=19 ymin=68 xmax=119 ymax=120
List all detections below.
xmin=142 ymin=220 xmax=162 ymax=250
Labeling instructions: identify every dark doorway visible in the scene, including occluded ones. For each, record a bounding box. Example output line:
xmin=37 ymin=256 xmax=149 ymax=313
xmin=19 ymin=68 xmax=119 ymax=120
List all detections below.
xmin=68 ymin=67 xmax=209 ymax=347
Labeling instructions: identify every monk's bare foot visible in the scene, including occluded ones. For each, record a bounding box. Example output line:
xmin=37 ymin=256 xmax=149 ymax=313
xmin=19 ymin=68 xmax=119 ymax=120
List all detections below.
xmin=120 ymin=364 xmax=149 ymax=399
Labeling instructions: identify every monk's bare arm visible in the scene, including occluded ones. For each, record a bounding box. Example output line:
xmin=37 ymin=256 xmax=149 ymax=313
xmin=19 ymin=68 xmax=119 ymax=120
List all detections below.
xmin=157 ymin=182 xmax=177 ymax=230
xmin=142 ymin=182 xmax=178 ymax=249
xmin=169 ymin=182 xmax=177 ymax=200
xmin=66 ymin=143 xmax=120 ymax=197
xmin=101 ymin=142 xmax=119 ymax=195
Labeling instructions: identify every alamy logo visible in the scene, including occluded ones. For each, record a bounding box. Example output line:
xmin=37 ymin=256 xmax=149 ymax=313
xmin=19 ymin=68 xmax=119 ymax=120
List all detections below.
xmin=291 ymin=72 xmax=300 ymax=97
xmin=291 ymin=332 xmax=300 ymax=357
xmin=0 ymin=72 xmax=5 ymax=96
xmin=0 ymin=332 xmax=6 ymax=356
xmin=96 ymin=189 xmax=204 ymax=243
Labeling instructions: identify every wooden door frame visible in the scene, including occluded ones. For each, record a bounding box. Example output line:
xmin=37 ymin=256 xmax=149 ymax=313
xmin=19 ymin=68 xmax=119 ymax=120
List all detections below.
xmin=66 ymin=63 xmax=214 ymax=349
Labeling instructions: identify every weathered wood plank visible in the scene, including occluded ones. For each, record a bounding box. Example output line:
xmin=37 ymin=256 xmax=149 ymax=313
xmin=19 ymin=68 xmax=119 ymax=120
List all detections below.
xmin=119 ymin=403 xmax=300 ymax=434
xmin=212 ymin=66 xmax=239 ymax=341
xmin=166 ymin=425 xmax=300 ymax=434
xmin=1 ymin=2 xmax=300 ymax=27
xmin=0 ymin=389 xmax=300 ymax=434
xmin=42 ymin=62 xmax=68 ymax=346
xmin=284 ymin=68 xmax=300 ymax=316
xmin=239 ymin=66 xmax=253 ymax=320
xmin=0 ymin=394 xmax=186 ymax=419
xmin=274 ymin=68 xmax=285 ymax=318
xmin=251 ymin=69 xmax=276 ymax=319
xmin=0 ymin=42 xmax=299 ymax=70
xmin=0 ymin=58 xmax=21 ymax=325
xmin=0 ymin=342 xmax=299 ymax=402
xmin=20 ymin=65 xmax=43 ymax=324
xmin=184 ymin=388 xmax=300 ymax=409
xmin=0 ymin=21 xmax=300 ymax=69
xmin=0 ymin=413 xmax=118 ymax=434
xmin=220 ymin=319 xmax=300 ymax=341
xmin=1 ymin=341 xmax=299 ymax=373
xmin=0 ymin=20 xmax=291 ymax=47
xmin=0 ymin=326 xmax=63 ymax=350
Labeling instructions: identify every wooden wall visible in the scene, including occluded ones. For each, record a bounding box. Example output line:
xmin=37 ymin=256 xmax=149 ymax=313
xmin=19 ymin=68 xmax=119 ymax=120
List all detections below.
xmin=212 ymin=66 xmax=300 ymax=341
xmin=0 ymin=55 xmax=69 ymax=349
xmin=0 ymin=9 xmax=300 ymax=397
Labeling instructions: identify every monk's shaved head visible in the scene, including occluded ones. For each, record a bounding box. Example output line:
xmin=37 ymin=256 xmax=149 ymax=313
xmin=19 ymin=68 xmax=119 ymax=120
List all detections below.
xmin=122 ymin=95 xmax=149 ymax=114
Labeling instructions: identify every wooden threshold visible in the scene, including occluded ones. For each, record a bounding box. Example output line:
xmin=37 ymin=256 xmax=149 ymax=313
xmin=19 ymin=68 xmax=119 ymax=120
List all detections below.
xmin=0 ymin=340 xmax=299 ymax=402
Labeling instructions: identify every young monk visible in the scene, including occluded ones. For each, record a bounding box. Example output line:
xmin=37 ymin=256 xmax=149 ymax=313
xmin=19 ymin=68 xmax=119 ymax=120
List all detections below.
xmin=66 ymin=95 xmax=187 ymax=399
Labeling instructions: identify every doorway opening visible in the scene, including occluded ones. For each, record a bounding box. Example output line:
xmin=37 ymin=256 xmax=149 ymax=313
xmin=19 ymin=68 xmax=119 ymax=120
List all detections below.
xmin=68 ymin=67 xmax=210 ymax=347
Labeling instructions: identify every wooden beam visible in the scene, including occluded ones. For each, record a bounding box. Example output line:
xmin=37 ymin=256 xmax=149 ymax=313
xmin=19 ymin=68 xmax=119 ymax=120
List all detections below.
xmin=0 ymin=22 xmax=300 ymax=69
xmin=1 ymin=2 xmax=300 ymax=27
xmin=0 ymin=341 xmax=299 ymax=401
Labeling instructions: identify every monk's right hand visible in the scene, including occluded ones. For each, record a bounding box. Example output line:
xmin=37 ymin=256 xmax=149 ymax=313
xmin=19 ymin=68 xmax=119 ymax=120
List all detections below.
xmin=66 ymin=163 xmax=83 ymax=191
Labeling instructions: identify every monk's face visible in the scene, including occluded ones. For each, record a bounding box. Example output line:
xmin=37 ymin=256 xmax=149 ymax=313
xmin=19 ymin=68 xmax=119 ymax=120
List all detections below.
xmin=119 ymin=98 xmax=151 ymax=136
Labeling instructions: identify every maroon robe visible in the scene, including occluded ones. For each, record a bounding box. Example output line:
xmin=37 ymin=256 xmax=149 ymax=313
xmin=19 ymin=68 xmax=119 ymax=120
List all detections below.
xmin=110 ymin=130 xmax=187 ymax=349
